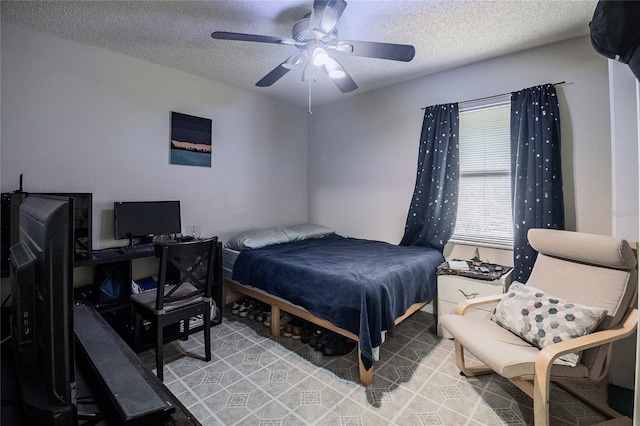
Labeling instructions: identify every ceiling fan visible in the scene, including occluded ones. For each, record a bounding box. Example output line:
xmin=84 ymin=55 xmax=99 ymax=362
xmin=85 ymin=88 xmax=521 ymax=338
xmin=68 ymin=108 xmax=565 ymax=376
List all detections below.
xmin=211 ymin=0 xmax=415 ymax=94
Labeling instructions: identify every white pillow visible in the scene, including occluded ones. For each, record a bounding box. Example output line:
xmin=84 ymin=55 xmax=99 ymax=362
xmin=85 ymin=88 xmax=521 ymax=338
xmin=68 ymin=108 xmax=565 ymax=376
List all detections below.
xmin=225 ymin=227 xmax=294 ymax=251
xmin=286 ymin=223 xmax=335 ymax=241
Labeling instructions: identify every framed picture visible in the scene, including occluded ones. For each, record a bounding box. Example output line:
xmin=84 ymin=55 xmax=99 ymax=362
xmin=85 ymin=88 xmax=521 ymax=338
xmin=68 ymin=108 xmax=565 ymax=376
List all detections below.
xmin=170 ymin=112 xmax=212 ymax=167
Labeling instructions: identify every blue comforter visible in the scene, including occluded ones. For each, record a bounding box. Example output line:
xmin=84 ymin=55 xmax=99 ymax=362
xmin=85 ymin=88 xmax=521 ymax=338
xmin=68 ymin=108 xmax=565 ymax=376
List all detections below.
xmin=232 ymin=234 xmax=444 ymax=370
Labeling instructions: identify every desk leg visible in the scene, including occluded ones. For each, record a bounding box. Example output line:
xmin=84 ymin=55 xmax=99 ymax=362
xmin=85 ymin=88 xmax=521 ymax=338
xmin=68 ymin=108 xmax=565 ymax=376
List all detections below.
xmin=222 ymin=285 xmax=228 ymax=308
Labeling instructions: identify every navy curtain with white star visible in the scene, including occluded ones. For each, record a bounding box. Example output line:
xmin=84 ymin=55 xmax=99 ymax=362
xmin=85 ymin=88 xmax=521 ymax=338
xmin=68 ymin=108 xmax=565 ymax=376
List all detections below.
xmin=510 ymin=84 xmax=564 ymax=283
xmin=400 ymin=103 xmax=459 ymax=251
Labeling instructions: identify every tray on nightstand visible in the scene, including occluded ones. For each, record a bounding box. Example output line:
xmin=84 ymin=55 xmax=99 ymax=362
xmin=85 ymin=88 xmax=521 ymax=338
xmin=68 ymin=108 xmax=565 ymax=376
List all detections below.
xmin=437 ymin=262 xmax=513 ymax=338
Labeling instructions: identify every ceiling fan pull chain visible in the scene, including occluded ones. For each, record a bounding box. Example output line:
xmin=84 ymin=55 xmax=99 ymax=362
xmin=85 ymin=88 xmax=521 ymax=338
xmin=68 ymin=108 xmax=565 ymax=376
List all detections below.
xmin=308 ymin=77 xmax=313 ymax=114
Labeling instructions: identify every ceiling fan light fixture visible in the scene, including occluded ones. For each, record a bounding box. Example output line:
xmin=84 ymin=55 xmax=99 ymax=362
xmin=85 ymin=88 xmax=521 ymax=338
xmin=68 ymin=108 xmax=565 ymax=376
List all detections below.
xmin=282 ymin=51 xmax=306 ymax=69
xmin=312 ymin=47 xmax=329 ymax=65
xmin=335 ymin=41 xmax=353 ymax=53
xmin=324 ymin=57 xmax=346 ymax=79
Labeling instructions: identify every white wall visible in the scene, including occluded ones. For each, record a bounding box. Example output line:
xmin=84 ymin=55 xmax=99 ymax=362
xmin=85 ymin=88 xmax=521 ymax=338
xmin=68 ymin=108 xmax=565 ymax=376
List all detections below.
xmin=1 ymin=24 xmax=309 ymax=250
xmin=610 ymin=60 xmax=640 ymax=242
xmin=308 ymin=36 xmax=611 ymax=247
xmin=608 ymin=59 xmax=640 ymax=392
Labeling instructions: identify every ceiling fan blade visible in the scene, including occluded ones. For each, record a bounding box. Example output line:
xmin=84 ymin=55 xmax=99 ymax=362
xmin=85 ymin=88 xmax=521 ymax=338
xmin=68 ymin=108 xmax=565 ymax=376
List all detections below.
xmin=318 ymin=0 xmax=347 ymax=35
xmin=331 ymin=72 xmax=358 ymax=93
xmin=308 ymin=0 xmax=329 ymax=34
xmin=211 ymin=31 xmax=295 ymax=45
xmin=338 ymin=39 xmax=416 ymax=62
xmin=256 ymin=64 xmax=291 ymax=87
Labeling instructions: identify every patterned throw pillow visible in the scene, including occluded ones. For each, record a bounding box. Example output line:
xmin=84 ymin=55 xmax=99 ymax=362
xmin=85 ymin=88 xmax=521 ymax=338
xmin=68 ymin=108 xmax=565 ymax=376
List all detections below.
xmin=491 ymin=283 xmax=608 ymax=367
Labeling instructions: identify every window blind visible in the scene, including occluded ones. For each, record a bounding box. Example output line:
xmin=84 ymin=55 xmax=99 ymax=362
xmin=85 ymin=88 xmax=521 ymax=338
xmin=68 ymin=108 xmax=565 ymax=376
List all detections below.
xmin=452 ymin=97 xmax=513 ymax=247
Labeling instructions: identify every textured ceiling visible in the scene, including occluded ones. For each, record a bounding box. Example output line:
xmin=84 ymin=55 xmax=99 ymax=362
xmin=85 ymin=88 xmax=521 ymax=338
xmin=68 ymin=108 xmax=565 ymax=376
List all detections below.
xmin=1 ymin=0 xmax=598 ymax=108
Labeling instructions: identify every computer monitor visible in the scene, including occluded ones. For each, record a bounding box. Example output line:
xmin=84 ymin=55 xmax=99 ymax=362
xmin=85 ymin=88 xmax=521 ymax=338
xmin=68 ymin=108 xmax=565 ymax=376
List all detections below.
xmin=2 ymin=192 xmax=92 ymax=275
xmin=10 ymin=194 xmax=76 ymax=424
xmin=113 ymin=201 xmax=181 ymax=245
xmin=33 ymin=192 xmax=92 ymax=261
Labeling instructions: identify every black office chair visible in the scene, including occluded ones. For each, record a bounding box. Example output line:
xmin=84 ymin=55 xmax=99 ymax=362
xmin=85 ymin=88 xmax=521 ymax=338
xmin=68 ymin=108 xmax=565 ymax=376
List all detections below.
xmin=130 ymin=237 xmax=218 ymax=381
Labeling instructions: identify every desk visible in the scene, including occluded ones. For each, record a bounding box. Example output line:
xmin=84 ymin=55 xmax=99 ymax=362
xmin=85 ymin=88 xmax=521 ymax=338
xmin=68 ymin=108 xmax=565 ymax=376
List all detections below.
xmin=76 ymin=246 xmax=158 ymax=308
xmin=74 ymin=242 xmax=223 ymax=350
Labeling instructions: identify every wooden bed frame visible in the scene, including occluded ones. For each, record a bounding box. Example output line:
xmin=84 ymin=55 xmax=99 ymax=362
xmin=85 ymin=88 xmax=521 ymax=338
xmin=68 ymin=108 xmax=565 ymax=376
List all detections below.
xmin=222 ymin=278 xmax=430 ymax=386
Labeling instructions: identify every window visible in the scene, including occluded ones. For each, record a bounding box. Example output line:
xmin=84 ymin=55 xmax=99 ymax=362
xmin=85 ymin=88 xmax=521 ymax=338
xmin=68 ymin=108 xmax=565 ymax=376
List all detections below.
xmin=452 ymin=96 xmax=513 ymax=247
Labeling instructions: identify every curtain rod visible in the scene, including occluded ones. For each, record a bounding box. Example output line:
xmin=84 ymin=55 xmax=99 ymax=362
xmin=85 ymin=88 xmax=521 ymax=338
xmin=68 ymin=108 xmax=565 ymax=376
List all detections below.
xmin=421 ymin=81 xmax=567 ymax=110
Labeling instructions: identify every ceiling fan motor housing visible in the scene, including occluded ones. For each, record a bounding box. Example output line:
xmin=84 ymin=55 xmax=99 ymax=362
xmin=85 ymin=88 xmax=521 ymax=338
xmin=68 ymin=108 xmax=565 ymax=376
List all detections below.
xmin=293 ymin=17 xmax=338 ymax=45
xmin=292 ymin=18 xmax=314 ymax=43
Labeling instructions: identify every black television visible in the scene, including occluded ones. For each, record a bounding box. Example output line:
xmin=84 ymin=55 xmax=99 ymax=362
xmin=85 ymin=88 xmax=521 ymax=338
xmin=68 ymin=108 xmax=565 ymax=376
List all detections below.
xmin=9 ymin=194 xmax=76 ymax=425
xmin=113 ymin=201 xmax=181 ymax=245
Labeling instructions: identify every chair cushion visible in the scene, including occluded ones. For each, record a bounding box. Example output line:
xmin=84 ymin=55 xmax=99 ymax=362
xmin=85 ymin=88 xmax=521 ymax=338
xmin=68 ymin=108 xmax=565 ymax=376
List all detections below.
xmin=526 ymin=230 xmax=636 ymax=380
xmin=439 ymin=314 xmax=590 ymax=378
xmin=528 ymin=229 xmax=637 ymax=270
xmin=491 ymin=283 xmax=608 ymax=367
xmin=130 ymin=283 xmax=203 ymax=312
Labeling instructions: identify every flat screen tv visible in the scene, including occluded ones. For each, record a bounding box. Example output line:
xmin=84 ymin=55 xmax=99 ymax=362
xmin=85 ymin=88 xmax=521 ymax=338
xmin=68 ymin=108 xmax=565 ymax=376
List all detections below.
xmin=113 ymin=201 xmax=181 ymax=245
xmin=10 ymin=194 xmax=76 ymax=425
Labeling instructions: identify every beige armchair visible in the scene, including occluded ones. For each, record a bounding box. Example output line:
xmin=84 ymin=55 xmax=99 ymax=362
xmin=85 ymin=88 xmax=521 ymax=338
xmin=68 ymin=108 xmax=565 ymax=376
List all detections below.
xmin=440 ymin=229 xmax=638 ymax=426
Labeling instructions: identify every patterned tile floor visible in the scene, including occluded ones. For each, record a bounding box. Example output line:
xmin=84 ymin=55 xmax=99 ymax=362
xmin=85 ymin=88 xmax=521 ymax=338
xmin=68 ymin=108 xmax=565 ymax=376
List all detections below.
xmin=138 ymin=308 xmax=610 ymax=425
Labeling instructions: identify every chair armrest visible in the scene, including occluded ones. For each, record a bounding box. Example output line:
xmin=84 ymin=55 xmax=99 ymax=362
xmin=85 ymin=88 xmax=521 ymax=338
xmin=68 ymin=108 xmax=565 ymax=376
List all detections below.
xmin=454 ymin=294 xmax=503 ymax=315
xmin=535 ymin=308 xmax=638 ymax=375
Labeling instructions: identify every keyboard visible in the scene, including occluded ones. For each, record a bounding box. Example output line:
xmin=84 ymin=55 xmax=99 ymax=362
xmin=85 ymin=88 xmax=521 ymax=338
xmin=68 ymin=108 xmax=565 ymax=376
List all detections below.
xmin=92 ymin=243 xmax=155 ymax=258
xmin=120 ymin=242 xmax=155 ymax=253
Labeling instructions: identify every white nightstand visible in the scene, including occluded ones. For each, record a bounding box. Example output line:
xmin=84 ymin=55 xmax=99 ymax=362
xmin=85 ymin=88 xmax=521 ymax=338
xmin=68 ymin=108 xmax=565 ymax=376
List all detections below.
xmin=437 ymin=268 xmax=513 ymax=338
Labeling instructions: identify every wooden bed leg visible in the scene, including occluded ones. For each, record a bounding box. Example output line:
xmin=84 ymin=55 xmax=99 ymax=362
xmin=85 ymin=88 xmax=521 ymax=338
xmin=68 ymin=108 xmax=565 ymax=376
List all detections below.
xmin=358 ymin=346 xmax=373 ymax=386
xmin=271 ymin=305 xmax=281 ymax=338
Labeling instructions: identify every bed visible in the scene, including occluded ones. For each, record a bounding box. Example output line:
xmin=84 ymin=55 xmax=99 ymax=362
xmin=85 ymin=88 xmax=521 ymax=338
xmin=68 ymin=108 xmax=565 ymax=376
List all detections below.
xmin=221 ymin=224 xmax=444 ymax=386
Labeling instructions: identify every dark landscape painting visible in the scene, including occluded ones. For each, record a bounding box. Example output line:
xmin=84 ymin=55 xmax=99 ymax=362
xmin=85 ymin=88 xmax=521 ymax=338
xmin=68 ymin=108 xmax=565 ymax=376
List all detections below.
xmin=170 ymin=112 xmax=212 ymax=167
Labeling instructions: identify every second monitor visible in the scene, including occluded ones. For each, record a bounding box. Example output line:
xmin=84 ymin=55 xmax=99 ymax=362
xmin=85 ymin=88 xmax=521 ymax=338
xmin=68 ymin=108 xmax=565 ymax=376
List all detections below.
xmin=113 ymin=201 xmax=181 ymax=245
